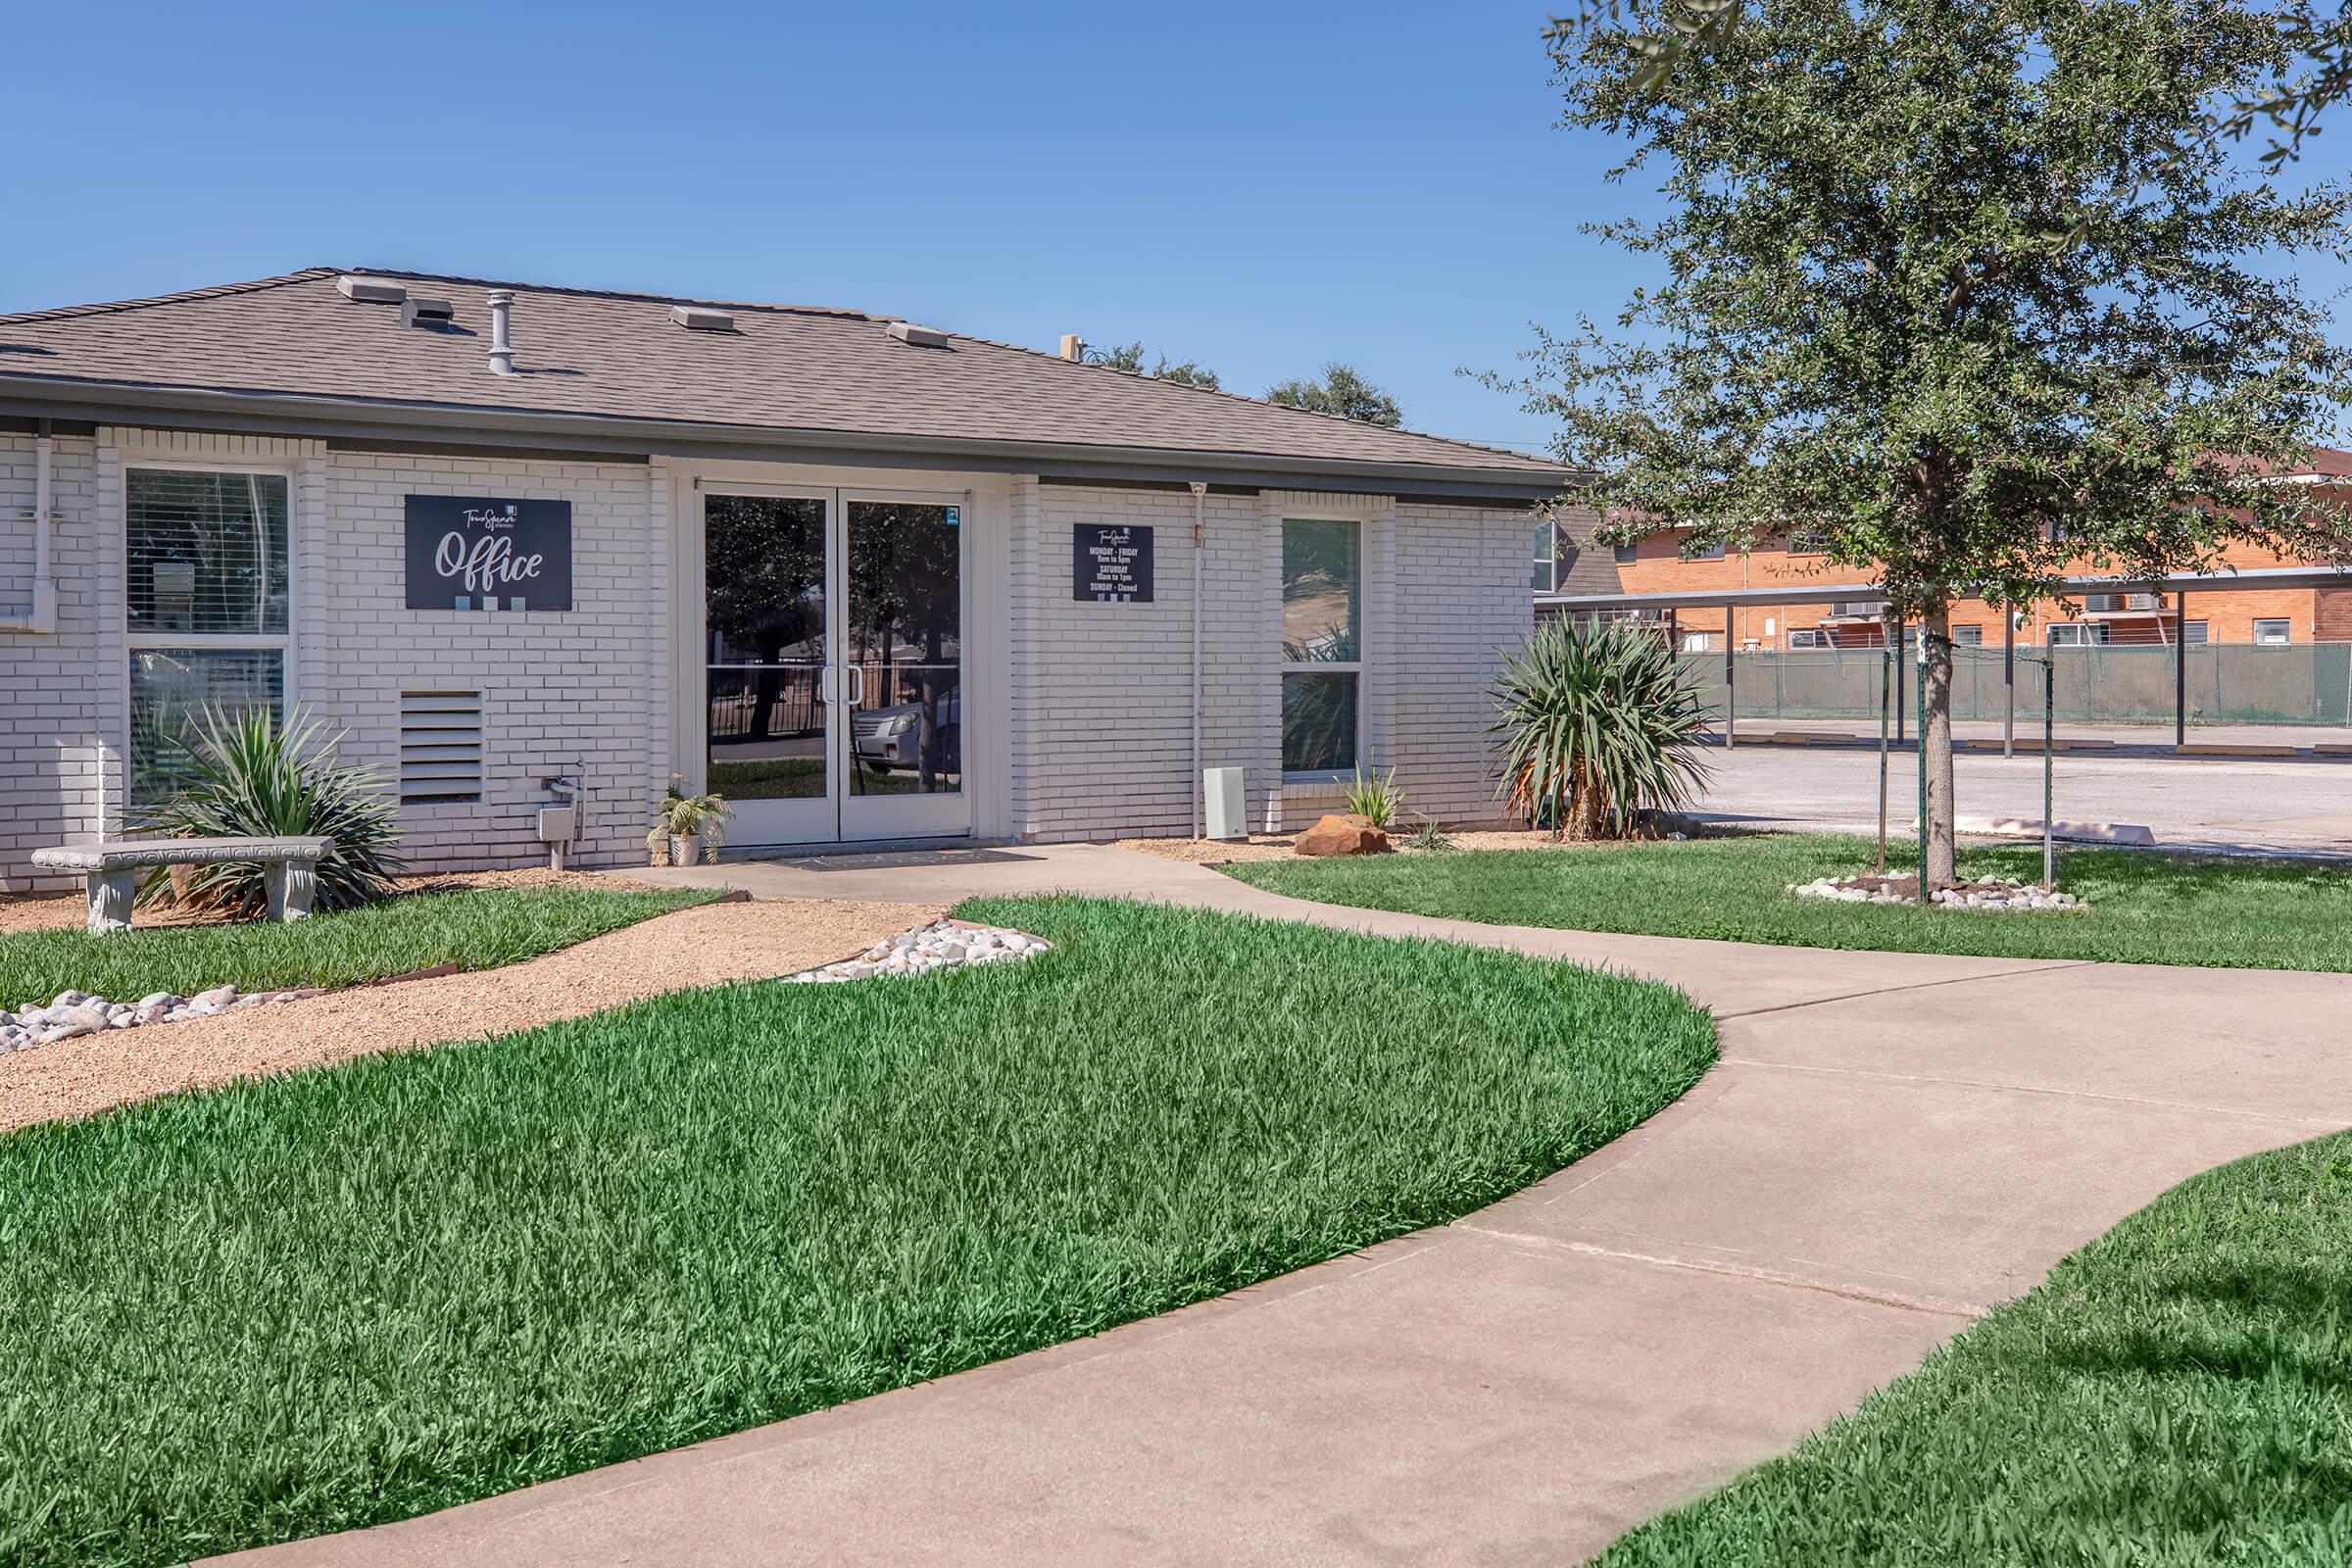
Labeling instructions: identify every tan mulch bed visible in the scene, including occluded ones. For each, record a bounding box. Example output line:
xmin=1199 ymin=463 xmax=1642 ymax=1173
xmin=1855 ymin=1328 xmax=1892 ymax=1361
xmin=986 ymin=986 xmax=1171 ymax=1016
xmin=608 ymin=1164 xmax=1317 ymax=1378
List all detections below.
xmin=0 ymin=897 xmax=943 ymax=1136
xmin=1111 ymin=828 xmax=1601 ymax=863
xmin=0 ymin=867 xmax=665 ymax=935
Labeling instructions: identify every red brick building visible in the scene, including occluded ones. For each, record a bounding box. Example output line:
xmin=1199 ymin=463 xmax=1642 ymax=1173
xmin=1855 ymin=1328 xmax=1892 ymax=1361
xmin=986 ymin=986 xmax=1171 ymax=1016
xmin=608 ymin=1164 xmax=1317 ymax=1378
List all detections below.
xmin=1536 ymin=451 xmax=2352 ymax=651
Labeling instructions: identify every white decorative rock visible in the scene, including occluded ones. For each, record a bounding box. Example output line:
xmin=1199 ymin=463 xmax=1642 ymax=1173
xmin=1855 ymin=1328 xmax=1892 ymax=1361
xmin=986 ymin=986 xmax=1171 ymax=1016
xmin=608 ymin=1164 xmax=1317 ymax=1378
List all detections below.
xmin=786 ymin=920 xmax=1054 ymax=986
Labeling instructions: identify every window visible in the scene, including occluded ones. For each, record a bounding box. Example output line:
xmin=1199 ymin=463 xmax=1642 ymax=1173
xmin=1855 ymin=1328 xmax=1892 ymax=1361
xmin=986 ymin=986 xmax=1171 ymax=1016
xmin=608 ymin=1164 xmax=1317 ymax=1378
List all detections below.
xmin=1281 ymin=517 xmax=1361 ymax=774
xmin=125 ymin=468 xmax=292 ymax=803
xmin=2048 ymin=622 xmax=2107 ymax=647
xmin=1788 ymin=628 xmax=1827 ymax=649
xmin=1612 ymin=541 xmax=1640 ymax=564
xmin=1951 ymin=624 xmax=1984 ymax=646
xmin=1680 ymin=630 xmax=1716 ymax=653
xmin=2182 ymin=619 xmax=2210 ymax=646
xmin=1531 ymin=522 xmax=1558 ymax=593
xmin=1788 ymin=529 xmax=1827 ymax=556
xmin=1686 ymin=540 xmax=1727 ymax=561
xmin=2254 ymin=618 xmax=2292 ymax=646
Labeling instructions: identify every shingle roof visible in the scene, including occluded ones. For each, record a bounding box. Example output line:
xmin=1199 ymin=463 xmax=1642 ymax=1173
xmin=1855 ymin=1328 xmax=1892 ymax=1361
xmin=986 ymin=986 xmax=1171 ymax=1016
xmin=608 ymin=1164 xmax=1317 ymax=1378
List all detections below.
xmin=0 ymin=267 xmax=1567 ymax=485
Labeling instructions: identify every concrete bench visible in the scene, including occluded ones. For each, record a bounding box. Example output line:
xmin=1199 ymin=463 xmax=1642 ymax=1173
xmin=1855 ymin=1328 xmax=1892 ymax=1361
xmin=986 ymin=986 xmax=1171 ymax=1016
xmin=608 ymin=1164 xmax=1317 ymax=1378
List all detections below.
xmin=30 ymin=836 xmax=334 ymax=934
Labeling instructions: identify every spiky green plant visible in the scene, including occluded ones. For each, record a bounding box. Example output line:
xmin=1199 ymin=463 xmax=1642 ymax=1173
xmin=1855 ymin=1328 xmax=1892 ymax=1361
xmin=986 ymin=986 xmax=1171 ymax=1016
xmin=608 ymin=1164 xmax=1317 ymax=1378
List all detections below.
xmin=1492 ymin=617 xmax=1714 ymax=840
xmin=134 ymin=706 xmax=405 ymax=915
xmin=1344 ymin=761 xmax=1403 ymax=830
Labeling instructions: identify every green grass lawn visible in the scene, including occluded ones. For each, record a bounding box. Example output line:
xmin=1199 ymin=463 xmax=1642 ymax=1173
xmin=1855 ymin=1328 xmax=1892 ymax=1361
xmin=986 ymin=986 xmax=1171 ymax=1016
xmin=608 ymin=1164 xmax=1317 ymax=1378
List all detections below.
xmin=0 ymin=884 xmax=712 ymax=1007
xmin=0 ymin=896 xmax=1713 ymax=1568
xmin=1228 ymin=834 xmax=2352 ymax=972
xmin=1592 ymin=1131 xmax=2352 ymax=1567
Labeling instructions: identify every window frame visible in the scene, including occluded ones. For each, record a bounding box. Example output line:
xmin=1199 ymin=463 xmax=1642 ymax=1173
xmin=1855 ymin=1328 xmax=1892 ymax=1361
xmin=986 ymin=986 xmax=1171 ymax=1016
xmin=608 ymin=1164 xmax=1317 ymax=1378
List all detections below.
xmin=1279 ymin=512 xmax=1366 ymax=783
xmin=122 ymin=459 xmax=300 ymax=804
xmin=2253 ymin=617 xmax=2292 ymax=647
xmin=1531 ymin=519 xmax=1560 ymax=594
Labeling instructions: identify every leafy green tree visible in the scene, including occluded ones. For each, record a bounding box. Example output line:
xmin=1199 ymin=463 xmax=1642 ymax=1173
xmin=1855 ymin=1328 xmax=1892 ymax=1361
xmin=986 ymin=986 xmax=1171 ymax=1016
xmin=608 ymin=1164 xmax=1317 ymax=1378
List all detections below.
xmin=1544 ymin=0 xmax=2352 ymax=169
xmin=1524 ymin=0 xmax=2352 ymax=888
xmin=1267 ymin=363 xmax=1404 ymax=426
xmin=1082 ymin=339 xmax=1223 ymax=390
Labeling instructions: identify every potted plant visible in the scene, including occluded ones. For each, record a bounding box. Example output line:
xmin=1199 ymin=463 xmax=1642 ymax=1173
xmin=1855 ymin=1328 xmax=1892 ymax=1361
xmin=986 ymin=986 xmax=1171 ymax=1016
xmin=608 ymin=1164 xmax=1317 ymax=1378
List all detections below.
xmin=655 ymin=780 xmax=731 ymax=867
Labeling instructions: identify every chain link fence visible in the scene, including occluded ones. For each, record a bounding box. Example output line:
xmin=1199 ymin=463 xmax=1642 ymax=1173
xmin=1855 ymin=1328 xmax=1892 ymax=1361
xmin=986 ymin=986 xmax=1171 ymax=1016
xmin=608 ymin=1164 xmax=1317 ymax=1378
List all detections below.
xmin=1676 ymin=643 xmax=2352 ymax=728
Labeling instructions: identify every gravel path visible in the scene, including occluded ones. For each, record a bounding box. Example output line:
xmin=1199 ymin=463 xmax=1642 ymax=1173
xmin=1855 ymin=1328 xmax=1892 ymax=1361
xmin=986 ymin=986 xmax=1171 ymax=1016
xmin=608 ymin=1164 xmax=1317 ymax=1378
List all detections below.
xmin=0 ymin=898 xmax=943 ymax=1135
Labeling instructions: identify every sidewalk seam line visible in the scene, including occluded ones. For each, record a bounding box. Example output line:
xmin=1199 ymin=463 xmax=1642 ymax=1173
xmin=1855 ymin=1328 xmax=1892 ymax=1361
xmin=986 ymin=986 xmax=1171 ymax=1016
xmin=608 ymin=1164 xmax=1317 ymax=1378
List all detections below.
xmin=1712 ymin=960 xmax=2101 ymax=1021
xmin=1450 ymin=1223 xmax=1981 ymax=1320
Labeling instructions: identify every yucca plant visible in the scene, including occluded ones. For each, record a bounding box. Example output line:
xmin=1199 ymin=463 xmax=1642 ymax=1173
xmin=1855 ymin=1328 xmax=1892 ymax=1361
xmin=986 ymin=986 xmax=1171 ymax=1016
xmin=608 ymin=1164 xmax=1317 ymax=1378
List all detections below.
xmin=134 ymin=705 xmax=405 ymax=914
xmin=1344 ymin=760 xmax=1403 ymax=830
xmin=1491 ymin=616 xmax=1714 ymax=840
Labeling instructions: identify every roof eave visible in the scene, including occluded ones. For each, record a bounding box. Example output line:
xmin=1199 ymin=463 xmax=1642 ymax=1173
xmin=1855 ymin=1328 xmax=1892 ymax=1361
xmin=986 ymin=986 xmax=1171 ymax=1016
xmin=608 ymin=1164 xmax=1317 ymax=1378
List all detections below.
xmin=0 ymin=375 xmax=1576 ymax=503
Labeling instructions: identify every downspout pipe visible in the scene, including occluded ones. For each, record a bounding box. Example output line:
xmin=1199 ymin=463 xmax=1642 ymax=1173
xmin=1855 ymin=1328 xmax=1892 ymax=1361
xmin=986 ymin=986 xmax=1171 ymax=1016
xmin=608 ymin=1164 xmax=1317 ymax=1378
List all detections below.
xmin=2 ymin=419 xmax=58 ymax=633
xmin=1189 ymin=481 xmax=1206 ymax=838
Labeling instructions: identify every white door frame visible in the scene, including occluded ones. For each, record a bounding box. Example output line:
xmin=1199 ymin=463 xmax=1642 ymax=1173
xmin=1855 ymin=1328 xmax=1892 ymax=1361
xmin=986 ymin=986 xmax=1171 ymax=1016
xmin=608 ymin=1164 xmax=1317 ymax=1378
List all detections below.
xmin=673 ymin=460 xmax=1002 ymax=849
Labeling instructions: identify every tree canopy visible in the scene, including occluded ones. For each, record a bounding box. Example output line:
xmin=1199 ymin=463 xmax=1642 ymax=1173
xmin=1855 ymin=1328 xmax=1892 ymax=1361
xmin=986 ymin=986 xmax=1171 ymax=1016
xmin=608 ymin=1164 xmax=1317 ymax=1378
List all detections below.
xmin=1268 ymin=363 xmax=1405 ymax=426
xmin=1081 ymin=340 xmax=1223 ymax=390
xmin=1523 ymin=0 xmax=2352 ymax=883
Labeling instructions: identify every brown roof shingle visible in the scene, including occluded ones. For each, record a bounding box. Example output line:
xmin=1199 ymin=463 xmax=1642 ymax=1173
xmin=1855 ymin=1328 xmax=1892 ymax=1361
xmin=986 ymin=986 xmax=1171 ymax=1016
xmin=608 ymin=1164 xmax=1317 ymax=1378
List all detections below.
xmin=0 ymin=268 xmax=1567 ymax=485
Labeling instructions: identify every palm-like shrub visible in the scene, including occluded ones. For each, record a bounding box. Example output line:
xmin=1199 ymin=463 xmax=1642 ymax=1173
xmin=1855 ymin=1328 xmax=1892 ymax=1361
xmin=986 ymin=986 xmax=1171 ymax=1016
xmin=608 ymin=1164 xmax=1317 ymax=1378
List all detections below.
xmin=1492 ymin=616 xmax=1714 ymax=840
xmin=134 ymin=706 xmax=405 ymax=914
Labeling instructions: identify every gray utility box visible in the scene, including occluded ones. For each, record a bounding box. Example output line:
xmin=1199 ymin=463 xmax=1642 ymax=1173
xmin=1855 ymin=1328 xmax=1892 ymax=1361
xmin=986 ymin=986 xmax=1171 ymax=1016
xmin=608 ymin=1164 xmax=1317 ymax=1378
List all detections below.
xmin=1202 ymin=767 xmax=1248 ymax=842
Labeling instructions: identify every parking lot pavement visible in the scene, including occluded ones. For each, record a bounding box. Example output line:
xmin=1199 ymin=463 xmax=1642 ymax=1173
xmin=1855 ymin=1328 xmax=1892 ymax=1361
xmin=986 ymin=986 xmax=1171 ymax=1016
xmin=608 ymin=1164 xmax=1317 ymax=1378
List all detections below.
xmin=1693 ymin=742 xmax=2352 ymax=856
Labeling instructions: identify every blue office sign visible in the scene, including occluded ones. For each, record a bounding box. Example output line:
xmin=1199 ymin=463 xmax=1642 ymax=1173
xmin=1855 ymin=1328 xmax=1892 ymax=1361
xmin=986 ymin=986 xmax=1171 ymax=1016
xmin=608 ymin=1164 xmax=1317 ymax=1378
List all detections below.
xmin=405 ymin=495 xmax=574 ymax=611
xmin=1073 ymin=523 xmax=1152 ymax=603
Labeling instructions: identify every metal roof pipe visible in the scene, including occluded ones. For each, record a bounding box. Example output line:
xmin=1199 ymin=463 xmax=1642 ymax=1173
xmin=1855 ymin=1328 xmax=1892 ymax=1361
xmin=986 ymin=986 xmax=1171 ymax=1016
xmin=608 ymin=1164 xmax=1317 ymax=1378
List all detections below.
xmin=487 ymin=291 xmax=516 ymax=377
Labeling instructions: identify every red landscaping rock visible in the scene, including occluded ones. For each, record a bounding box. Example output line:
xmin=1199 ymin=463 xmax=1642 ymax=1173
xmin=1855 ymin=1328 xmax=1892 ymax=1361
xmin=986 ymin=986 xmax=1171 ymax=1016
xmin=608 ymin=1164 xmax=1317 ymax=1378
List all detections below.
xmin=1295 ymin=813 xmax=1393 ymax=858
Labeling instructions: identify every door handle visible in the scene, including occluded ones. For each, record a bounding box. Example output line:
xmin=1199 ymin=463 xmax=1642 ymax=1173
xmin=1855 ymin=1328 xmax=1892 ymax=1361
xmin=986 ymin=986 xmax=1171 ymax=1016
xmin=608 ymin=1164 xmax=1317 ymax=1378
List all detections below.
xmin=849 ymin=664 xmax=866 ymax=708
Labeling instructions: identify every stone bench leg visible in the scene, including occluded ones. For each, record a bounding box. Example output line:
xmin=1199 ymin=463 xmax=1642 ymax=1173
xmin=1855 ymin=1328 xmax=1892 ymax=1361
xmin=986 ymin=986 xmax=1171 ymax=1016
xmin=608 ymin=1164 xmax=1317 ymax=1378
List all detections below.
xmin=265 ymin=860 xmax=318 ymax=922
xmin=86 ymin=872 xmax=136 ymax=934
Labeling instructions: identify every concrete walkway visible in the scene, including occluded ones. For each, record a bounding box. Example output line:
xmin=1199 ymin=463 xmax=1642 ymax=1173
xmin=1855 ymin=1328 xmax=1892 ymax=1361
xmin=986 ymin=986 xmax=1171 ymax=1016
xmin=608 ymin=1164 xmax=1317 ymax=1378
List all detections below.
xmin=213 ymin=846 xmax=2352 ymax=1567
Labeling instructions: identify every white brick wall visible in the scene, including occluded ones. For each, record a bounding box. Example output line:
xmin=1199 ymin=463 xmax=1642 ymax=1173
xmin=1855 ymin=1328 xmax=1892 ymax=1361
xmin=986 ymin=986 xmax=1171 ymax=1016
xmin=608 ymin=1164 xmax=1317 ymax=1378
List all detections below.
xmin=1006 ymin=482 xmax=1534 ymax=842
xmin=0 ymin=434 xmax=117 ymax=891
xmin=0 ymin=430 xmax=666 ymax=889
xmin=1 ymin=430 xmax=1535 ymax=886
xmin=309 ymin=448 xmax=666 ymax=872
xmin=1390 ymin=500 xmax=1537 ymax=828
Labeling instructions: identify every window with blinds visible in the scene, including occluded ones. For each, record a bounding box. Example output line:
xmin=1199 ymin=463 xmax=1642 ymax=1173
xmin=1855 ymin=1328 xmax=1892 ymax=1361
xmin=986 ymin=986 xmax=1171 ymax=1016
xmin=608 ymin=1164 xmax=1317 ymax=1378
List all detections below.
xmin=124 ymin=467 xmax=295 ymax=805
xmin=127 ymin=469 xmax=290 ymax=634
xmin=400 ymin=692 xmax=485 ymax=803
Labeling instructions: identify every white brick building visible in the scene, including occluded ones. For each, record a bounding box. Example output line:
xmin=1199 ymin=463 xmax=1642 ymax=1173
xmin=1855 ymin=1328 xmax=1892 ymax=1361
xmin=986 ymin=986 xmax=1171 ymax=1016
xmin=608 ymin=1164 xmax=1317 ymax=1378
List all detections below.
xmin=0 ymin=269 xmax=1562 ymax=887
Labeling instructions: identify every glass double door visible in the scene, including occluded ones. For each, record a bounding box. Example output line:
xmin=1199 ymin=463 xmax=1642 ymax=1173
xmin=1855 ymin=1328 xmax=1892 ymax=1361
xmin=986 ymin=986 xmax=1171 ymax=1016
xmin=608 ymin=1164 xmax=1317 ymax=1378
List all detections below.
xmin=704 ymin=487 xmax=966 ymax=845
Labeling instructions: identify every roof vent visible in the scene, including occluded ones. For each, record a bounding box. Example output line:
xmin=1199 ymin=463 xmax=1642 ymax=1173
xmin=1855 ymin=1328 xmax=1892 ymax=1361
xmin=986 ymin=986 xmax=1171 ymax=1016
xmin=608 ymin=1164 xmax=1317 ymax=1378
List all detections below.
xmin=670 ymin=305 xmax=735 ymax=332
xmin=337 ymin=274 xmax=407 ymax=305
xmin=401 ymin=297 xmax=457 ymax=329
xmin=886 ymin=320 xmax=952 ymax=349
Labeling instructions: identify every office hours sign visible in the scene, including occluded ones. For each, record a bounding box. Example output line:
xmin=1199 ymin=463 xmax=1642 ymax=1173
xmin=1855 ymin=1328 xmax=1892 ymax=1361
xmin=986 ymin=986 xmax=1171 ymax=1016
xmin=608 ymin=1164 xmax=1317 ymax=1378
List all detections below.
xmin=405 ymin=495 xmax=574 ymax=611
xmin=1073 ymin=523 xmax=1153 ymax=603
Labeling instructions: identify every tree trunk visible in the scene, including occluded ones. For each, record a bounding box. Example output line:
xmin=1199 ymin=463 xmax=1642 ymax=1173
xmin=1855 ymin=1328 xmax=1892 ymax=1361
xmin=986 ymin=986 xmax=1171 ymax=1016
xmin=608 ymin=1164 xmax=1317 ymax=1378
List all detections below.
xmin=1565 ymin=759 xmax=1608 ymax=840
xmin=1922 ymin=605 xmax=1958 ymax=889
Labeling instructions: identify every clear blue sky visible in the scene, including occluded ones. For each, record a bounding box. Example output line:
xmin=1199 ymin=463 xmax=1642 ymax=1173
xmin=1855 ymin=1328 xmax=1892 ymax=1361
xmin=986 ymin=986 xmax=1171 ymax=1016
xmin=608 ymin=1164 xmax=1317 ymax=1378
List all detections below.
xmin=5 ymin=1 xmax=2347 ymax=455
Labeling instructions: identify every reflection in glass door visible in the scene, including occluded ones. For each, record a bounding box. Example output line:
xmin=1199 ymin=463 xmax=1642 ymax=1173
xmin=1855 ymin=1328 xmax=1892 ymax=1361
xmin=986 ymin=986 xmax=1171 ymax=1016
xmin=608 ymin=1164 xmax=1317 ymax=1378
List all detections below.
xmin=704 ymin=493 xmax=835 ymax=844
xmin=703 ymin=488 xmax=969 ymax=846
xmin=841 ymin=499 xmax=966 ymax=841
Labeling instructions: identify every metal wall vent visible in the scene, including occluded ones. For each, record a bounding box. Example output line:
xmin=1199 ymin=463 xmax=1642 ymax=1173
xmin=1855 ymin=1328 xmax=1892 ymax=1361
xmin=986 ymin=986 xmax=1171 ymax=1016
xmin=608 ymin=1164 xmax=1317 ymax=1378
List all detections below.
xmin=399 ymin=691 xmax=484 ymax=803
xmin=886 ymin=320 xmax=951 ymax=348
xmin=337 ymin=274 xmax=408 ymax=305
xmin=670 ymin=305 xmax=736 ymax=332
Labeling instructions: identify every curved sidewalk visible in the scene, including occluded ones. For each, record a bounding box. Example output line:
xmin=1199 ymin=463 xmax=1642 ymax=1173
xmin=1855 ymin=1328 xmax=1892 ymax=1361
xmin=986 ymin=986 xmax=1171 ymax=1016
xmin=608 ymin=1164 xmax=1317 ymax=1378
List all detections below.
xmin=212 ymin=845 xmax=2352 ymax=1567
